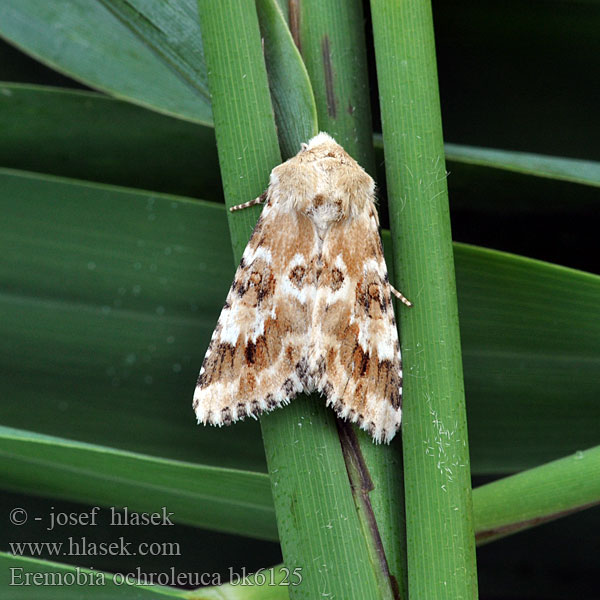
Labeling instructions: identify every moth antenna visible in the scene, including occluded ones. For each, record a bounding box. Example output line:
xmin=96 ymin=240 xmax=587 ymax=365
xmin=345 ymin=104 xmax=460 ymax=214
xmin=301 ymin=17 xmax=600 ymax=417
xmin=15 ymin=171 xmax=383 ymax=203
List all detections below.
xmin=391 ymin=285 xmax=413 ymax=307
xmin=229 ymin=192 xmax=267 ymax=212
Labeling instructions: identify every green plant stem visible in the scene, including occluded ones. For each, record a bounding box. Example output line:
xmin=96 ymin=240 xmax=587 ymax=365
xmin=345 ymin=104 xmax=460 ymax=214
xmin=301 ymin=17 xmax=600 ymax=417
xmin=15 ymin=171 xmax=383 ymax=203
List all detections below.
xmin=293 ymin=2 xmax=407 ymax=596
xmin=294 ymin=0 xmax=376 ymax=174
xmin=197 ymin=2 xmax=389 ymax=598
xmin=371 ymin=0 xmax=478 ymax=597
xmin=255 ymin=0 xmax=317 ymax=159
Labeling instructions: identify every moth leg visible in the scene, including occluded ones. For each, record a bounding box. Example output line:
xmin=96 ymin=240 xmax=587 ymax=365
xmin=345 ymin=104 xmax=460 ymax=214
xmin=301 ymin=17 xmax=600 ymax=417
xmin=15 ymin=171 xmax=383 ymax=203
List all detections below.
xmin=390 ymin=285 xmax=413 ymax=307
xmin=229 ymin=191 xmax=267 ymax=212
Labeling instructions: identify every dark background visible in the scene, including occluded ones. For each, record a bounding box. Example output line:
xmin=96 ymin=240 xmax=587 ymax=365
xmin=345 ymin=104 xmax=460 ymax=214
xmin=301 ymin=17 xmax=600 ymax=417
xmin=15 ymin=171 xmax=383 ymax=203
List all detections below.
xmin=1 ymin=1 xmax=598 ymax=598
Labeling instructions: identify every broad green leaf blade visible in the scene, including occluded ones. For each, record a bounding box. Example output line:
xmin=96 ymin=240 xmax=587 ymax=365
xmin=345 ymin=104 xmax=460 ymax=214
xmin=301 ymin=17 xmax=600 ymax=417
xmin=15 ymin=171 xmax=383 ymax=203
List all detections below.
xmin=445 ymin=144 xmax=600 ymax=188
xmin=0 ymin=83 xmax=221 ymax=200
xmin=255 ymin=0 xmax=317 ymax=160
xmin=1 ymin=169 xmax=599 ymax=544
xmin=374 ymin=133 xmax=600 ymax=192
xmin=0 ymin=168 xmax=266 ymax=472
xmin=0 ymin=553 xmax=290 ymax=599
xmin=454 ymin=244 xmax=600 ymax=472
xmin=0 ymin=554 xmax=184 ymax=598
xmin=473 ymin=446 xmax=600 ymax=544
xmin=5 ymin=423 xmax=600 ymax=549
xmin=0 ymin=426 xmax=276 ymax=540
xmin=3 ymin=81 xmax=595 ymax=210
xmin=0 ymin=0 xmax=211 ymax=124
xmin=2 ymin=168 xmax=599 ymax=477
xmin=371 ymin=1 xmax=478 ymax=597
xmin=97 ymin=0 xmax=208 ymax=95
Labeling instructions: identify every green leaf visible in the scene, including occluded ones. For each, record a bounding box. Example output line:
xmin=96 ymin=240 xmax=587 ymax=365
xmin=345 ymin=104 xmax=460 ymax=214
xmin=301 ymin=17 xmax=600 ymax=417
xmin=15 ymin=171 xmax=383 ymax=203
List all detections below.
xmin=0 ymin=553 xmax=290 ymax=598
xmin=3 ymin=81 xmax=596 ymax=213
xmin=0 ymin=83 xmax=221 ymax=199
xmin=445 ymin=143 xmax=600 ymax=188
xmin=0 ymin=0 xmax=211 ymax=124
xmin=374 ymin=133 xmax=600 ymax=192
xmin=455 ymin=244 xmax=600 ymax=472
xmin=0 ymin=426 xmax=275 ymax=540
xmin=197 ymin=2 xmax=395 ymax=598
xmin=292 ymin=1 xmax=406 ymax=596
xmin=0 ymin=168 xmax=266 ymax=472
xmin=474 ymin=445 xmax=600 ymax=544
xmin=255 ymin=0 xmax=317 ymax=159
xmin=371 ymin=0 xmax=478 ymax=597
xmin=1 ymin=168 xmax=599 ymax=547
xmin=293 ymin=0 xmax=376 ymax=174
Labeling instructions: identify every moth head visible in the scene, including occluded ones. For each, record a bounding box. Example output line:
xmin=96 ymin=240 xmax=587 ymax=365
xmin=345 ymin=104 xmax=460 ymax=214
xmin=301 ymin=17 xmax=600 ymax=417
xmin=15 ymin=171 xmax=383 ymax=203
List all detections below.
xmin=301 ymin=132 xmax=346 ymax=161
xmin=271 ymin=132 xmax=375 ymax=220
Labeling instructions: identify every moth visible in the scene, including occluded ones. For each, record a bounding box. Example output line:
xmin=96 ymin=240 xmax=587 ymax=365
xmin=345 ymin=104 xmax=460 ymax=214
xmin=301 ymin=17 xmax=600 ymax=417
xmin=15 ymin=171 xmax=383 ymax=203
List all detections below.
xmin=193 ymin=133 xmax=411 ymax=443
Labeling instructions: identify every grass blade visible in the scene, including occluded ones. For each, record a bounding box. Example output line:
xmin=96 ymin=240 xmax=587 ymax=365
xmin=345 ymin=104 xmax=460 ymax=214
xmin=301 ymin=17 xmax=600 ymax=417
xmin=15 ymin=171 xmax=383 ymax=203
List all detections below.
xmin=474 ymin=445 xmax=600 ymax=544
xmin=197 ymin=3 xmax=388 ymax=598
xmin=0 ymin=426 xmax=276 ymax=540
xmin=374 ymin=134 xmax=600 ymax=190
xmin=256 ymin=0 xmax=317 ymax=159
xmin=293 ymin=0 xmax=376 ymax=174
xmin=0 ymin=552 xmax=289 ymax=598
xmin=0 ymin=83 xmax=220 ymax=199
xmin=445 ymin=143 xmax=600 ymax=188
xmin=0 ymin=0 xmax=211 ymax=124
xmin=371 ymin=1 xmax=479 ymax=597
xmin=293 ymin=1 xmax=408 ymax=595
xmin=455 ymin=244 xmax=600 ymax=473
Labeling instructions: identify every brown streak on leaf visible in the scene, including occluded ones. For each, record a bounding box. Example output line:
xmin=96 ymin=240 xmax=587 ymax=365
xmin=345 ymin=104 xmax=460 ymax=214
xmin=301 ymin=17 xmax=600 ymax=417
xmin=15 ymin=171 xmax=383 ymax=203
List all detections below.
xmin=476 ymin=499 xmax=600 ymax=545
xmin=336 ymin=420 xmax=400 ymax=599
xmin=321 ymin=35 xmax=337 ymax=118
xmin=288 ymin=0 xmax=301 ymax=52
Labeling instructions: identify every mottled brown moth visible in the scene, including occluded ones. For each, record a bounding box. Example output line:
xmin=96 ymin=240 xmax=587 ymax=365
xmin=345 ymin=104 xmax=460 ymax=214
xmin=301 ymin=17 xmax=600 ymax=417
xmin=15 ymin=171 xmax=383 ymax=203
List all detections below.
xmin=193 ymin=133 xmax=411 ymax=443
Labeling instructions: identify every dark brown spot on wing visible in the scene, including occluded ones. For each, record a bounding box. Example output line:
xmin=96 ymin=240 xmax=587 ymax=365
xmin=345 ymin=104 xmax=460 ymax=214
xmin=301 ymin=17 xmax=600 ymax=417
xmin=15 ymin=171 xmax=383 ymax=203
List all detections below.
xmin=282 ymin=378 xmax=296 ymax=396
xmin=356 ymin=278 xmax=386 ymax=318
xmin=236 ymin=267 xmax=276 ymax=306
xmin=295 ymin=358 xmax=310 ymax=386
xmin=222 ymin=407 xmax=232 ymax=425
xmin=198 ymin=342 xmax=236 ymax=387
xmin=331 ymin=268 xmax=344 ymax=291
xmin=313 ymin=193 xmax=325 ymax=208
xmin=244 ymin=335 xmax=269 ymax=369
xmin=289 ymin=265 xmax=306 ymax=288
xmin=245 ymin=342 xmax=256 ymax=365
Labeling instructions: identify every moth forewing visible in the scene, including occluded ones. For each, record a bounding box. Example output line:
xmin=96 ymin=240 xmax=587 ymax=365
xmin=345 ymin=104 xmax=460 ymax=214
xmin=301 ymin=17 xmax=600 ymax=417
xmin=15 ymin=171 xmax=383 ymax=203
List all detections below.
xmin=193 ymin=132 xmax=406 ymax=443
